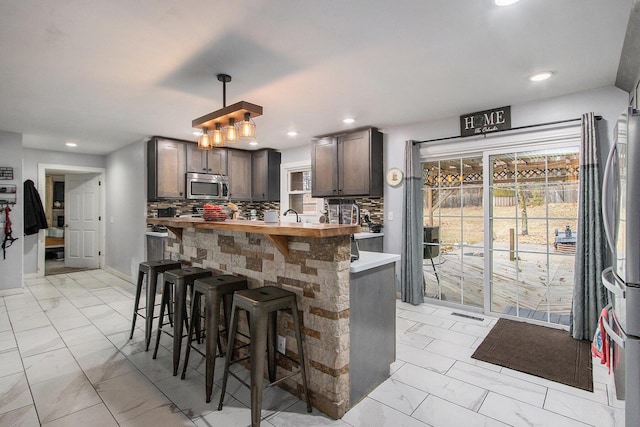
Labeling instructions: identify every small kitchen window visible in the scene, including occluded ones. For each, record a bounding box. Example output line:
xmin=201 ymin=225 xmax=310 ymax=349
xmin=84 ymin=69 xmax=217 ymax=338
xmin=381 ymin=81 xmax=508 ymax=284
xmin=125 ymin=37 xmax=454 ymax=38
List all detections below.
xmin=289 ymin=171 xmax=318 ymax=214
xmin=281 ymin=163 xmax=324 ymax=222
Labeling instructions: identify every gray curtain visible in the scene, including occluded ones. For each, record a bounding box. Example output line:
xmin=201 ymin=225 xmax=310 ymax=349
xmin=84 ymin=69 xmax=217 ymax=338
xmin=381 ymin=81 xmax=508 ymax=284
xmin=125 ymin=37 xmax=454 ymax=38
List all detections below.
xmin=570 ymin=112 xmax=607 ymax=340
xmin=401 ymin=140 xmax=424 ymax=305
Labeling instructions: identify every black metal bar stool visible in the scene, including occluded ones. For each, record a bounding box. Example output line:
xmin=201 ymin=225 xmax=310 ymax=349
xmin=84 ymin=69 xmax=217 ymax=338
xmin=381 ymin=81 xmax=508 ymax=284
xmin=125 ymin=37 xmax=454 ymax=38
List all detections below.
xmin=130 ymin=260 xmax=181 ymax=350
xmin=181 ymin=275 xmax=248 ymax=402
xmin=218 ymin=286 xmax=312 ymax=427
xmin=152 ymin=266 xmax=212 ymax=376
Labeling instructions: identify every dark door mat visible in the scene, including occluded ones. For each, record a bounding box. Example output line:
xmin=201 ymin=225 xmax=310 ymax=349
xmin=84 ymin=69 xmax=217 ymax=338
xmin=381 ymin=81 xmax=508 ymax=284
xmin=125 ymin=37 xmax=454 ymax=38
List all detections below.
xmin=471 ymin=318 xmax=593 ymax=392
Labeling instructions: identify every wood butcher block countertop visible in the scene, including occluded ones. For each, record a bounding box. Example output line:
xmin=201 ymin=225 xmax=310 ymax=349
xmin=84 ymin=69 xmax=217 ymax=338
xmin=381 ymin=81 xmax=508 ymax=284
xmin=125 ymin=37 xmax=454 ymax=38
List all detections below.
xmin=146 ymin=217 xmax=361 ymax=256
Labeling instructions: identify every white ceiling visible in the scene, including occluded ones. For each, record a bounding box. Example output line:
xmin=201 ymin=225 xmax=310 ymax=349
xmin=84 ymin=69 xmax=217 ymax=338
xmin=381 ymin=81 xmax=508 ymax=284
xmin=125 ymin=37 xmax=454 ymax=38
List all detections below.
xmin=0 ymin=0 xmax=633 ymax=155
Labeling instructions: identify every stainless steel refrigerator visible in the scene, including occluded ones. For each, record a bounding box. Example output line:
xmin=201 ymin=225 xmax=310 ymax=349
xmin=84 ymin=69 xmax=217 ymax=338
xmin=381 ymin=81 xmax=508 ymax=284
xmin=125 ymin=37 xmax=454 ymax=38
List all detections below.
xmin=602 ymin=106 xmax=640 ymax=426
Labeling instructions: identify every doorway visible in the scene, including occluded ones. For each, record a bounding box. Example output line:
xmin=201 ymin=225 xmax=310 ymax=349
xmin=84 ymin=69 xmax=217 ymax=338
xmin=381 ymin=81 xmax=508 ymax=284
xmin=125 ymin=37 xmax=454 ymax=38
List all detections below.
xmin=37 ymin=164 xmax=105 ymax=277
xmin=44 ymin=174 xmax=67 ymax=274
xmin=420 ymin=132 xmax=580 ymax=326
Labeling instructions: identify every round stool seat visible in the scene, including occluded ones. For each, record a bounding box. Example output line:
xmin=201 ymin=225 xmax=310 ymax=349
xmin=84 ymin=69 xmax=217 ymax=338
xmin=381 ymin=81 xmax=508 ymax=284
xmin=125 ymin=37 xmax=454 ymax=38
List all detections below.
xmin=164 ymin=266 xmax=212 ymax=281
xmin=233 ymin=287 xmax=296 ymax=310
xmin=194 ymin=274 xmax=249 ymax=294
xmin=139 ymin=259 xmax=182 ymax=272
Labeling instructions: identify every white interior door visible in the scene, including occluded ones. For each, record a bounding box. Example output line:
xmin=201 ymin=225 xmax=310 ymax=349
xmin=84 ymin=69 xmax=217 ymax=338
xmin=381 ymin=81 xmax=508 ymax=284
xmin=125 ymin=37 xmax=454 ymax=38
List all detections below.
xmin=64 ymin=173 xmax=101 ymax=269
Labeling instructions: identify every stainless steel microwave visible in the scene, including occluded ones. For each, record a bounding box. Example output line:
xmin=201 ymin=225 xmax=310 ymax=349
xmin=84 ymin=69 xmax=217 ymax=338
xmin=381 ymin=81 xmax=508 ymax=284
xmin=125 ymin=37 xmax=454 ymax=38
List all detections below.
xmin=185 ymin=173 xmax=229 ymax=200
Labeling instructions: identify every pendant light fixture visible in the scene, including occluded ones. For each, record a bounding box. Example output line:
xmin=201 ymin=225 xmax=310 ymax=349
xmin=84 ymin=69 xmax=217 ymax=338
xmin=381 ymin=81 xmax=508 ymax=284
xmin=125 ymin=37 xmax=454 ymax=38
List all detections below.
xmin=239 ymin=112 xmax=256 ymax=139
xmin=193 ymin=74 xmax=262 ymax=149
xmin=197 ymin=131 xmax=212 ymax=150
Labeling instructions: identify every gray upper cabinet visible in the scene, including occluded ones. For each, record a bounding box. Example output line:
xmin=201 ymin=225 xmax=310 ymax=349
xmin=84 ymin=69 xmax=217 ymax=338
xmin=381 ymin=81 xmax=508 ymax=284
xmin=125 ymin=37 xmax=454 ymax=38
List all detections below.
xmin=312 ymin=128 xmax=383 ymax=198
xmin=147 ymin=137 xmax=186 ymax=200
xmin=186 ymin=144 xmax=227 ymax=175
xmin=311 ymin=137 xmax=338 ymax=197
xmin=252 ymin=149 xmax=281 ymax=201
xmin=227 ymin=149 xmax=252 ymax=201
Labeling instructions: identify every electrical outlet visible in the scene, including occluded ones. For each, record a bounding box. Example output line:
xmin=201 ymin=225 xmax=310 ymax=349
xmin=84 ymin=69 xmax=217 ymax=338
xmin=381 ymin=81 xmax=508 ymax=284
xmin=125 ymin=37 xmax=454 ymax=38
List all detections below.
xmin=277 ymin=335 xmax=286 ymax=354
xmin=388 ymin=211 xmax=394 ymax=221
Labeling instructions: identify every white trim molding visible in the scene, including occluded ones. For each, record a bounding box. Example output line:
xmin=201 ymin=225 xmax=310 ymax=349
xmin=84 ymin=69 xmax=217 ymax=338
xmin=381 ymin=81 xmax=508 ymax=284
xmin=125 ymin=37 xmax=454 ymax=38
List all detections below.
xmin=36 ymin=163 xmax=107 ymax=278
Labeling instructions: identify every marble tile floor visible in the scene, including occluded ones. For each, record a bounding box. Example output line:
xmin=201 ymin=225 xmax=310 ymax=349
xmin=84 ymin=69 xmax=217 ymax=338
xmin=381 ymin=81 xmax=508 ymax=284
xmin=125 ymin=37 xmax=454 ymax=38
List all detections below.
xmin=0 ymin=269 xmax=625 ymax=426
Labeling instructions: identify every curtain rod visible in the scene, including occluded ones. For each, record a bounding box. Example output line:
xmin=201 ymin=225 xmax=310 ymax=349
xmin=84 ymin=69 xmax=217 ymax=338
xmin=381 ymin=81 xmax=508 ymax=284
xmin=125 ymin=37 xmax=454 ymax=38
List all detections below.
xmin=413 ymin=115 xmax=602 ymax=145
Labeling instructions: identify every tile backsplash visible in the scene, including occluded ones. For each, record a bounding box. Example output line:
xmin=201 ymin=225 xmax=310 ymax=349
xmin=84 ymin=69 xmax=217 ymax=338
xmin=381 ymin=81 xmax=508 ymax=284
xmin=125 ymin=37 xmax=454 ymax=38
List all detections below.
xmin=147 ymin=200 xmax=280 ymax=220
xmin=147 ymin=197 xmax=384 ymax=226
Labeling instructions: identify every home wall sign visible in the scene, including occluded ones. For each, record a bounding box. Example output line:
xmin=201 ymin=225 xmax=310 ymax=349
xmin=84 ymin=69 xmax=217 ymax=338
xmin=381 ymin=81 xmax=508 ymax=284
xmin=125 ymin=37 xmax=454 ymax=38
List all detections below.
xmin=460 ymin=106 xmax=511 ymax=137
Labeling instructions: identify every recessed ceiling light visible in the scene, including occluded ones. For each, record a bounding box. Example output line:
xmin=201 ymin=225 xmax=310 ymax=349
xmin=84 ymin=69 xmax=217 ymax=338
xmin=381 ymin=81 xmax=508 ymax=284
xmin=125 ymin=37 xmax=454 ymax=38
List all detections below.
xmin=65 ymin=142 xmax=77 ymax=147
xmin=287 ymin=131 xmax=298 ymax=137
xmin=192 ymin=130 xmax=203 ymax=136
xmin=495 ymin=0 xmax=520 ymax=6
xmin=249 ymin=141 xmax=259 ymax=146
xmin=529 ymin=71 xmax=554 ymax=82
xmin=343 ymin=118 xmax=355 ymax=124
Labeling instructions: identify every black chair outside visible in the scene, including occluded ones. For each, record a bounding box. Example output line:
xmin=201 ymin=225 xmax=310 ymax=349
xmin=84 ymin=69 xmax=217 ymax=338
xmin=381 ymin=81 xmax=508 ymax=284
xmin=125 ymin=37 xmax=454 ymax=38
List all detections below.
xmin=218 ymin=286 xmax=312 ymax=427
xmin=181 ymin=274 xmax=248 ymax=403
xmin=130 ymin=260 xmax=181 ymax=350
xmin=423 ymin=226 xmax=440 ymax=288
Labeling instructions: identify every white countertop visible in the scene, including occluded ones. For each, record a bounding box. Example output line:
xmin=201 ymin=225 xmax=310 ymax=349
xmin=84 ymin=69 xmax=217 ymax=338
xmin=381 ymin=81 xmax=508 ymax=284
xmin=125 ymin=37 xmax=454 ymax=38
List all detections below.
xmin=353 ymin=232 xmax=384 ymax=240
xmin=350 ymin=251 xmax=400 ymax=273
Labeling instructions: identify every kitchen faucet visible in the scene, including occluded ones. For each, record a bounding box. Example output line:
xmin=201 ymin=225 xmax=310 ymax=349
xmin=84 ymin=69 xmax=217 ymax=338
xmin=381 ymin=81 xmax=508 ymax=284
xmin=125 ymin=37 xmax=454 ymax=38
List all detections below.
xmin=283 ymin=208 xmax=300 ymax=223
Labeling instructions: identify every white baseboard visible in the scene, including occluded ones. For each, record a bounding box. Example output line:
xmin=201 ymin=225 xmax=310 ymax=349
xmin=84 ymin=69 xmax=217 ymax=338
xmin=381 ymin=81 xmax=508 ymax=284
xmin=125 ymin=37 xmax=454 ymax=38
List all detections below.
xmin=103 ymin=266 xmax=134 ymax=284
xmin=23 ymin=272 xmax=39 ymax=280
xmin=0 ymin=287 xmax=24 ymax=297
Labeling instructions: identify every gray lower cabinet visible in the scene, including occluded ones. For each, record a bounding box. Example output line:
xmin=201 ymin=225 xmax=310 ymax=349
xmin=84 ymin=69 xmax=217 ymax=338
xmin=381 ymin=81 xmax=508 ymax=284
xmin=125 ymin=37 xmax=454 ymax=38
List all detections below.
xmin=147 ymin=137 xmax=186 ymax=200
xmin=186 ymin=144 xmax=227 ymax=175
xmin=356 ymin=236 xmax=383 ymax=252
xmin=146 ymin=233 xmax=167 ymax=260
xmin=312 ymin=128 xmax=383 ymax=198
xmin=349 ymin=262 xmax=396 ymax=406
xmin=252 ymin=149 xmax=281 ymax=201
xmin=227 ymin=149 xmax=252 ymax=200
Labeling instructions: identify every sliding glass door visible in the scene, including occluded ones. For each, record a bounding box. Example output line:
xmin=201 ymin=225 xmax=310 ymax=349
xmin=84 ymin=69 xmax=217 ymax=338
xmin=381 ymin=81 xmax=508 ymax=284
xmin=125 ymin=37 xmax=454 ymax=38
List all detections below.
xmin=422 ymin=145 xmax=579 ymax=325
xmin=489 ymin=149 xmax=579 ymax=325
xmin=422 ymin=156 xmax=484 ymax=308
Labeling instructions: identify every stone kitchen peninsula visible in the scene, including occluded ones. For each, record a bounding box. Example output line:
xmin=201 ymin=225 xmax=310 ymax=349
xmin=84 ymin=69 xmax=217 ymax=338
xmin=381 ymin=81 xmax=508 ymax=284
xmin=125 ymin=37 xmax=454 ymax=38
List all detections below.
xmin=146 ymin=217 xmax=398 ymax=419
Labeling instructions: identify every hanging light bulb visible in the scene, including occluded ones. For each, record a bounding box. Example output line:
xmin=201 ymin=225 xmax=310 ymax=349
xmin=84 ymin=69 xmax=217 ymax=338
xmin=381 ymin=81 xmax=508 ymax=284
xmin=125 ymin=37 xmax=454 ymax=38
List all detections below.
xmin=224 ymin=118 xmax=238 ymax=143
xmin=239 ymin=112 xmax=256 ymax=139
xmin=198 ymin=128 xmax=212 ymax=150
xmin=210 ymin=123 xmax=223 ymax=146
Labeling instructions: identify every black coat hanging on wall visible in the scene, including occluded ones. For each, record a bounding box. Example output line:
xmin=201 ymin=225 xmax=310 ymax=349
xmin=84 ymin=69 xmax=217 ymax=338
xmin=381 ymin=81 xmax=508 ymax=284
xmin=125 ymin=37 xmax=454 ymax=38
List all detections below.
xmin=23 ymin=179 xmax=48 ymax=235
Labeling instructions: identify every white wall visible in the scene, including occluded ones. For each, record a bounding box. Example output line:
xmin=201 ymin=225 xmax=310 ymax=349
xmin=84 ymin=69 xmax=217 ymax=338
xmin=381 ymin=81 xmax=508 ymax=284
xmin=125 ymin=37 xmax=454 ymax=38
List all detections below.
xmin=0 ymin=131 xmax=23 ymax=292
xmin=105 ymin=140 xmax=146 ymax=282
xmin=21 ymin=149 xmax=106 ymax=275
xmin=280 ymin=144 xmax=311 ymax=165
xmin=382 ymin=86 xmax=629 ymax=257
